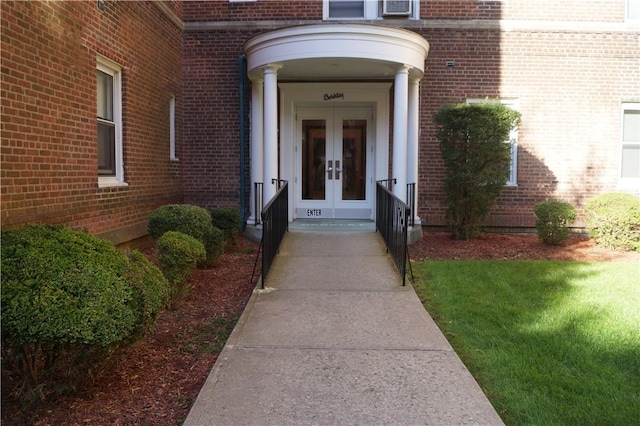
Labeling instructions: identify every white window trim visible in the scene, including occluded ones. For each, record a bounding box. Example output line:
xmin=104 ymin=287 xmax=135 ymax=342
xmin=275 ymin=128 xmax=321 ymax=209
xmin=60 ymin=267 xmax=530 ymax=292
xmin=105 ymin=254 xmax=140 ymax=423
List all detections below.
xmin=619 ymin=102 xmax=640 ymax=190
xmin=467 ymin=98 xmax=519 ymax=187
xmin=97 ymin=55 xmax=126 ymax=187
xmin=627 ymin=0 xmax=640 ymax=22
xmin=323 ymin=0 xmax=420 ymax=20
xmin=169 ymin=96 xmax=178 ymax=160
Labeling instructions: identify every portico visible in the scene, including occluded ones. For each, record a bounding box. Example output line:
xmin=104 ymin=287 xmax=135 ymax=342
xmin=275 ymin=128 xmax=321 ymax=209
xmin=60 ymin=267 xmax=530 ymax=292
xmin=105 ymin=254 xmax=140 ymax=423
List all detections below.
xmin=244 ymin=24 xmax=429 ymax=234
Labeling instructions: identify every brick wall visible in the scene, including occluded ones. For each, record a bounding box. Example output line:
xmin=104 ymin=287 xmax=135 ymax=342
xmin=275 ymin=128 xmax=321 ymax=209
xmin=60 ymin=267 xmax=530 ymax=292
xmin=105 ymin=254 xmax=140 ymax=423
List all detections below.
xmin=4 ymin=0 xmax=636 ymax=241
xmin=1 ymin=1 xmax=184 ymax=245
xmin=182 ymin=28 xmax=260 ymax=211
xmin=184 ymin=0 xmax=625 ymax=23
xmin=418 ymin=25 xmax=639 ymax=229
xmin=184 ymin=0 xmax=322 ymax=22
xmin=422 ymin=0 xmax=624 ymax=21
xmin=182 ymin=0 xmax=639 ymax=232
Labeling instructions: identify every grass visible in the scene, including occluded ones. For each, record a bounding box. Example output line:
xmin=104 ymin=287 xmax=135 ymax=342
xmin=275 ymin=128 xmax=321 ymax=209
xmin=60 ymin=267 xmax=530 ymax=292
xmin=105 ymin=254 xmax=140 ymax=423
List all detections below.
xmin=412 ymin=260 xmax=640 ymax=425
xmin=181 ymin=315 xmax=239 ymax=354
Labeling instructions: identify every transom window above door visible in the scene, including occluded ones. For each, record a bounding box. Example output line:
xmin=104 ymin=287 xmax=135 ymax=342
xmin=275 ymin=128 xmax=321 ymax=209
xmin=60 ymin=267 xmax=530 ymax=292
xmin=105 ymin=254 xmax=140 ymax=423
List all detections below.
xmin=324 ymin=0 xmax=419 ymax=20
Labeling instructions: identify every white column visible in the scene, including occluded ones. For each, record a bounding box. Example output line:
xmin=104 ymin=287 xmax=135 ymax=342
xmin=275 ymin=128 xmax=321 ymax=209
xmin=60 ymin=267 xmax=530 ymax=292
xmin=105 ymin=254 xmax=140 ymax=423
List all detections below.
xmin=407 ymin=77 xmax=420 ymax=223
xmin=249 ymin=77 xmax=263 ymax=225
xmin=262 ymin=64 xmax=281 ymax=202
xmin=392 ymin=65 xmax=410 ymax=201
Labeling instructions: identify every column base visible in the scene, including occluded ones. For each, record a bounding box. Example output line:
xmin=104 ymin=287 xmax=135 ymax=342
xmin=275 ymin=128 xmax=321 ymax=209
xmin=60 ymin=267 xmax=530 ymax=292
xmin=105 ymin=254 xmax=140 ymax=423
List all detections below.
xmin=243 ymin=223 xmax=263 ymax=243
xmin=407 ymin=218 xmax=423 ymax=244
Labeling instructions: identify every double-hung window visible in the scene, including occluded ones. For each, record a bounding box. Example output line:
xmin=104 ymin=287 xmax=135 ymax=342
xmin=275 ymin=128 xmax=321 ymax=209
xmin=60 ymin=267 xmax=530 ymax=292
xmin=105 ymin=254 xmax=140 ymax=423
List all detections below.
xmin=324 ymin=0 xmax=418 ymax=20
xmin=97 ymin=56 xmax=124 ymax=186
xmin=170 ymin=96 xmax=177 ymax=160
xmin=620 ymin=103 xmax=640 ymax=184
xmin=467 ymin=98 xmax=519 ymax=186
xmin=627 ymin=0 xmax=640 ymax=21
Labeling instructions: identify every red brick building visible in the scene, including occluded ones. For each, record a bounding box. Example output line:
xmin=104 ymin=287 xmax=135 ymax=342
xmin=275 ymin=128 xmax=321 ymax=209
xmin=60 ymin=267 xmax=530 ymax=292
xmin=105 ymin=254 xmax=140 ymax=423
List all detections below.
xmin=2 ymin=0 xmax=639 ymax=245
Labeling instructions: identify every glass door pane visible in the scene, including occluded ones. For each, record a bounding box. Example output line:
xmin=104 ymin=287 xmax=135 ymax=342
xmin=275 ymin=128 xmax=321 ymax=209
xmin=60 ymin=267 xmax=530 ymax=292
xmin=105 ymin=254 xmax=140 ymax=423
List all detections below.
xmin=341 ymin=119 xmax=366 ymax=200
xmin=302 ymin=120 xmax=326 ymax=200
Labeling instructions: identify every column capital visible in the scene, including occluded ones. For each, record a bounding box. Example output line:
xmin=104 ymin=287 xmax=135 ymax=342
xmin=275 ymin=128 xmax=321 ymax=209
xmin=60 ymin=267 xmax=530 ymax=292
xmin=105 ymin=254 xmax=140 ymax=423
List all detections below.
xmin=261 ymin=63 xmax=283 ymax=74
xmin=395 ymin=64 xmax=412 ymax=74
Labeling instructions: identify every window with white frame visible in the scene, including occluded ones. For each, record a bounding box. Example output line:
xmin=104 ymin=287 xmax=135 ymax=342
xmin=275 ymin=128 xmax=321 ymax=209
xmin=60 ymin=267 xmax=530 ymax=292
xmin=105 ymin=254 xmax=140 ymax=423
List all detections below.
xmin=97 ymin=56 xmax=124 ymax=185
xmin=324 ymin=0 xmax=418 ymax=20
xmin=169 ymin=96 xmax=177 ymax=160
xmin=621 ymin=103 xmax=640 ymax=181
xmin=627 ymin=0 xmax=640 ymax=20
xmin=467 ymin=98 xmax=519 ymax=186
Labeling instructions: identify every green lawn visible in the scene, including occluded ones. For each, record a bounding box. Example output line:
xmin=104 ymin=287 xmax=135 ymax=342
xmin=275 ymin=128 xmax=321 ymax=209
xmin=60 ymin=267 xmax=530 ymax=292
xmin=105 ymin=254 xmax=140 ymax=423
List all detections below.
xmin=412 ymin=260 xmax=640 ymax=425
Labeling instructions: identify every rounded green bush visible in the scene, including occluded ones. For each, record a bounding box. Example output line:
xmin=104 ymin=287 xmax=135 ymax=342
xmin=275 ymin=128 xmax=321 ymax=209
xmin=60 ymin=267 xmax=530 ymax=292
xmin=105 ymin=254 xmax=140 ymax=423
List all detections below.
xmin=1 ymin=225 xmax=141 ymax=398
xmin=534 ymin=200 xmax=577 ymax=245
xmin=211 ymin=207 xmax=241 ymax=245
xmin=584 ymin=193 xmax=640 ymax=252
xmin=148 ymin=204 xmax=223 ymax=266
xmin=124 ymin=250 xmax=170 ymax=336
xmin=156 ymin=231 xmax=206 ymax=307
xmin=203 ymin=226 xmax=225 ymax=266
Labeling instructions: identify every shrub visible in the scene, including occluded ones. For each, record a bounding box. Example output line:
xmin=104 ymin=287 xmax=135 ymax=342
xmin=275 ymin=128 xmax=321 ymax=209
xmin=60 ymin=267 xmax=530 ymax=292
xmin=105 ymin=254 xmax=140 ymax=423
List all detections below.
xmin=203 ymin=226 xmax=225 ymax=266
xmin=211 ymin=207 xmax=241 ymax=248
xmin=1 ymin=225 xmax=139 ymax=399
xmin=148 ymin=204 xmax=223 ymax=266
xmin=584 ymin=193 xmax=640 ymax=252
xmin=435 ymin=102 xmax=521 ymax=240
xmin=534 ymin=200 xmax=577 ymax=245
xmin=156 ymin=231 xmax=206 ymax=307
xmin=124 ymin=250 xmax=171 ymax=336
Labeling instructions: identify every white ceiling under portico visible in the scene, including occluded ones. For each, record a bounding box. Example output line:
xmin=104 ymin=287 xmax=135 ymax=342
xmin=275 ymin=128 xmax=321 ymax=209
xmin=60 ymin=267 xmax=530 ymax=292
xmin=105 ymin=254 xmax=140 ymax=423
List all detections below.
xmin=244 ymin=24 xmax=429 ymax=81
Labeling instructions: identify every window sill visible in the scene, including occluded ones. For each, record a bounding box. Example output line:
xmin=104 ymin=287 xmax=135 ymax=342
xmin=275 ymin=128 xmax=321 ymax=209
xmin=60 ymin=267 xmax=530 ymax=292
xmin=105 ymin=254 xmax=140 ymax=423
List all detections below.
xmin=98 ymin=177 xmax=129 ymax=189
xmin=617 ymin=179 xmax=640 ymax=194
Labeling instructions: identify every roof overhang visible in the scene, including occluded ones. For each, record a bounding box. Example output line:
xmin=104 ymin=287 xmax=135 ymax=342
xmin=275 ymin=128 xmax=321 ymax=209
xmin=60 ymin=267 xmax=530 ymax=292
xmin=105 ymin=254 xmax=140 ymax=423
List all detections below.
xmin=244 ymin=24 xmax=429 ymax=81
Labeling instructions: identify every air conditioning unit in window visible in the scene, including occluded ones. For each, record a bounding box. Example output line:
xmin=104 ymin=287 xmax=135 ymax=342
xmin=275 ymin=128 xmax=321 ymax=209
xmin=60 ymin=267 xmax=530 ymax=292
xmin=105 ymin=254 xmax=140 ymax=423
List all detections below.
xmin=382 ymin=0 xmax=412 ymax=17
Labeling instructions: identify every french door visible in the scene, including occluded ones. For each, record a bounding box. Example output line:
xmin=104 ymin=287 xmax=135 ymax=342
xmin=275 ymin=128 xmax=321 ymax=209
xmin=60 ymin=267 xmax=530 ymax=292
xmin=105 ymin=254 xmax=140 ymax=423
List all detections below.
xmin=296 ymin=107 xmax=373 ymax=219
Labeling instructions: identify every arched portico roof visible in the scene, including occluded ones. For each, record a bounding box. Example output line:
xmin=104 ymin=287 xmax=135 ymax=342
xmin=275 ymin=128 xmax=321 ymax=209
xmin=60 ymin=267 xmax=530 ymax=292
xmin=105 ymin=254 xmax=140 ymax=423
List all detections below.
xmin=244 ymin=24 xmax=429 ymax=81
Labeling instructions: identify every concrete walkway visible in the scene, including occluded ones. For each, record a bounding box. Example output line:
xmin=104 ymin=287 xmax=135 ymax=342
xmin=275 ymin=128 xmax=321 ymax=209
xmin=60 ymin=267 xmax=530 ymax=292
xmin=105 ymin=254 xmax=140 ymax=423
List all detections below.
xmin=184 ymin=230 xmax=504 ymax=426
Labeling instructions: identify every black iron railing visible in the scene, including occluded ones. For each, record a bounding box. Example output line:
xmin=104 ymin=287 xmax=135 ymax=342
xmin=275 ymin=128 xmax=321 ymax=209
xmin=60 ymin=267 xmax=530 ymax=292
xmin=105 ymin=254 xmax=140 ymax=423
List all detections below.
xmin=376 ymin=181 xmax=412 ymax=286
xmin=407 ymin=182 xmax=416 ymax=227
xmin=254 ymin=182 xmax=263 ymax=225
xmin=260 ymin=180 xmax=288 ymax=288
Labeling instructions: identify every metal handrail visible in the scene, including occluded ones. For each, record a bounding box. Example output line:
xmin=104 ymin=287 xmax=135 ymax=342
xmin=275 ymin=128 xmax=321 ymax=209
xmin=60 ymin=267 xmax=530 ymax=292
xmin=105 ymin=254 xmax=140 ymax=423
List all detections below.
xmin=260 ymin=180 xmax=288 ymax=288
xmin=376 ymin=181 xmax=412 ymax=286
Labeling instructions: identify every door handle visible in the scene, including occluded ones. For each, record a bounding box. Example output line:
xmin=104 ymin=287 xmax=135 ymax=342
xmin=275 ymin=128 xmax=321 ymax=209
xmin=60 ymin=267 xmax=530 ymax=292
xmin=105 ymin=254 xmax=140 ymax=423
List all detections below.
xmin=335 ymin=160 xmax=341 ymax=179
xmin=327 ymin=160 xmax=333 ymax=180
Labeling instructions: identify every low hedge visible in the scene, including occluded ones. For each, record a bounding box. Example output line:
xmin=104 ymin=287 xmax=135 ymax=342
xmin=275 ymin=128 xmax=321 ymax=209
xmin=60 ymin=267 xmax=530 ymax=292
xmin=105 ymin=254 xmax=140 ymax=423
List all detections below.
xmin=124 ymin=250 xmax=171 ymax=336
xmin=1 ymin=224 xmax=168 ymax=400
xmin=534 ymin=200 xmax=577 ymax=245
xmin=156 ymin=231 xmax=206 ymax=307
xmin=148 ymin=204 xmax=224 ymax=266
xmin=584 ymin=193 xmax=640 ymax=252
xmin=211 ymin=207 xmax=241 ymax=247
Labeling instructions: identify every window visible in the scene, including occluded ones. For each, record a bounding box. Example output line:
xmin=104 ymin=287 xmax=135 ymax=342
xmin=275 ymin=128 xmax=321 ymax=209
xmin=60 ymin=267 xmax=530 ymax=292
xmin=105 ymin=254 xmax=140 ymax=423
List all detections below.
xmin=621 ymin=103 xmax=640 ymax=182
xmin=468 ymin=98 xmax=519 ymax=186
xmin=169 ymin=96 xmax=177 ymax=160
xmin=97 ymin=56 xmax=124 ymax=186
xmin=627 ymin=0 xmax=640 ymax=20
xmin=324 ymin=0 xmax=418 ymax=20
